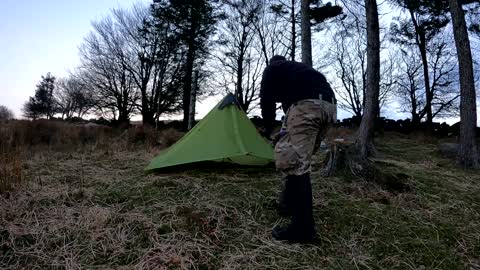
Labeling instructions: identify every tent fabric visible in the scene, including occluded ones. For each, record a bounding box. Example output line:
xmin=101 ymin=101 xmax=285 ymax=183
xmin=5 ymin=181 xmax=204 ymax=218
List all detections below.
xmin=145 ymin=94 xmax=274 ymax=171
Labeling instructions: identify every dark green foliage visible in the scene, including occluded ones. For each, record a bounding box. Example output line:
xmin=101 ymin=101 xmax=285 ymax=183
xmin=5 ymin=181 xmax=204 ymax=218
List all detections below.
xmin=470 ymin=23 xmax=480 ymax=33
xmin=309 ymin=1 xmax=343 ymax=24
xmin=390 ymin=0 xmax=450 ymax=46
xmin=271 ymin=1 xmax=343 ymax=28
xmin=270 ymin=3 xmax=289 ymax=15
xmin=22 ymin=73 xmax=56 ymax=120
xmin=391 ymin=0 xmax=480 ymax=44
xmin=152 ymin=0 xmax=218 ymax=130
xmin=129 ymin=4 xmax=187 ymax=125
xmin=465 ymin=1 xmax=480 ymax=34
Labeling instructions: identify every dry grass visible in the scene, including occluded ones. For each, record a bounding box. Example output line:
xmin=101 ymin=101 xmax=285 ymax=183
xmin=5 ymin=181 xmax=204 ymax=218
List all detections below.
xmin=0 ymin=120 xmax=183 ymax=152
xmin=0 ymin=120 xmax=183 ymax=194
xmin=0 ymin=147 xmax=23 ymax=193
xmin=0 ymin=120 xmax=113 ymax=151
xmin=0 ymin=129 xmax=479 ymax=269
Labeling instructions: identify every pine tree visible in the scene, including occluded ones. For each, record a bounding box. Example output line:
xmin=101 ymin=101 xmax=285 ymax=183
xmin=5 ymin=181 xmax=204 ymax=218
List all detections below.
xmin=158 ymin=0 xmax=217 ymax=131
xmin=356 ymin=0 xmax=380 ymax=158
xmin=301 ymin=0 xmax=342 ymax=66
xmin=23 ymin=73 xmax=56 ymax=119
xmin=448 ymin=0 xmax=479 ymax=168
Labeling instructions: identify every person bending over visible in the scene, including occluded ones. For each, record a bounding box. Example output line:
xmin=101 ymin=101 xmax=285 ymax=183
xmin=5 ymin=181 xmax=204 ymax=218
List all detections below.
xmin=260 ymin=55 xmax=337 ymax=243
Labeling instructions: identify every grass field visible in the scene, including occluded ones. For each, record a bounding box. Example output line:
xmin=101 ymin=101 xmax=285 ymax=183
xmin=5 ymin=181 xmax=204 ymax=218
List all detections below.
xmin=1 ymin=129 xmax=479 ymax=269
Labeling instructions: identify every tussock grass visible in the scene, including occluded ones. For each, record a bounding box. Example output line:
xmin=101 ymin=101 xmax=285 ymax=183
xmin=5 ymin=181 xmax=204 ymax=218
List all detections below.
xmin=1 ymin=134 xmax=479 ymax=269
xmin=0 ymin=147 xmax=23 ymax=193
xmin=0 ymin=120 xmax=183 ymax=153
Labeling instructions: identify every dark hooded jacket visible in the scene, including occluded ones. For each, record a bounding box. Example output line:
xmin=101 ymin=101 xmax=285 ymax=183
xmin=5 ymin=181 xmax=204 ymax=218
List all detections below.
xmin=260 ymin=60 xmax=335 ymax=133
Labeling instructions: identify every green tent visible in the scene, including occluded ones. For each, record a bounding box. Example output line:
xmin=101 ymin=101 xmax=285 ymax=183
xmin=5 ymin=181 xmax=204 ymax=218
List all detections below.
xmin=145 ymin=94 xmax=274 ymax=171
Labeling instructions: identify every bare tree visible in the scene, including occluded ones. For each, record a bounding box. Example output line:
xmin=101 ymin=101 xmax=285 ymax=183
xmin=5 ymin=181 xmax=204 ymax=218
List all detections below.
xmin=394 ymin=35 xmax=460 ymax=125
xmin=55 ymin=78 xmax=79 ymax=120
xmin=395 ymin=47 xmax=424 ymax=123
xmin=253 ymin=0 xmax=291 ymax=66
xmin=78 ymin=25 xmax=138 ymax=124
xmin=331 ymin=29 xmax=365 ymax=118
xmin=270 ymin=0 xmax=301 ymax=61
xmin=214 ymin=0 xmax=263 ymax=112
xmin=448 ymin=0 xmax=479 ymax=168
xmin=0 ymin=105 xmax=13 ymax=120
xmin=113 ymin=5 xmax=185 ymax=125
xmin=390 ymin=0 xmax=451 ymax=128
xmin=55 ymin=76 xmax=94 ymax=119
xmin=79 ymin=4 xmax=187 ymax=125
xmin=429 ymin=38 xmax=460 ymax=119
xmin=328 ymin=8 xmax=394 ymax=119
xmin=111 ymin=6 xmax=161 ymax=125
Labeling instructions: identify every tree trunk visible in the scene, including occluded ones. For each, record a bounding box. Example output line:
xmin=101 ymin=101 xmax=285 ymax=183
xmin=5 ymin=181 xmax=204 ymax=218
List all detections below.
xmin=301 ymin=0 xmax=312 ymax=67
xmin=408 ymin=9 xmax=432 ymax=128
xmin=418 ymin=33 xmax=433 ymax=126
xmin=48 ymin=88 xmax=54 ymax=120
xmin=141 ymin=79 xmax=154 ymax=126
xmin=236 ymin=45 xmax=245 ymax=108
xmin=356 ymin=0 xmax=380 ymax=158
xmin=188 ymin=70 xmax=198 ymax=130
xmin=141 ymin=90 xmax=155 ymax=126
xmin=183 ymin=41 xmax=195 ymax=131
xmin=420 ymin=44 xmax=433 ymax=127
xmin=118 ymin=109 xmax=129 ymax=126
xmin=411 ymin=92 xmax=419 ymax=127
xmin=448 ymin=0 xmax=479 ymax=168
xmin=118 ymin=94 xmax=129 ymax=126
xmin=155 ymin=75 xmax=165 ymax=130
xmin=412 ymin=113 xmax=420 ymax=127
xmin=291 ymin=0 xmax=296 ymax=61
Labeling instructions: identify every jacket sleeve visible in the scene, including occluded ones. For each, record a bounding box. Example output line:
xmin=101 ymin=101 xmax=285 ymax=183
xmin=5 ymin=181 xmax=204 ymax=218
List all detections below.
xmin=260 ymin=66 xmax=276 ymax=135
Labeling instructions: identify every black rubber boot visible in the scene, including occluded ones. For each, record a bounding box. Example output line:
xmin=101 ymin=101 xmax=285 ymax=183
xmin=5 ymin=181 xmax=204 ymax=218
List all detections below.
xmin=278 ymin=177 xmax=293 ymax=217
xmin=272 ymin=174 xmax=316 ymax=243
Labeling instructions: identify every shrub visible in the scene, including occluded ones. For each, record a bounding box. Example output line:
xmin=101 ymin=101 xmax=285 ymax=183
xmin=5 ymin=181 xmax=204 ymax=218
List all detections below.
xmin=159 ymin=128 xmax=183 ymax=148
xmin=0 ymin=119 xmax=183 ymax=154
xmin=0 ymin=105 xmax=14 ymax=120
xmin=0 ymin=120 xmax=114 ymax=150
xmin=123 ymin=126 xmax=183 ymax=150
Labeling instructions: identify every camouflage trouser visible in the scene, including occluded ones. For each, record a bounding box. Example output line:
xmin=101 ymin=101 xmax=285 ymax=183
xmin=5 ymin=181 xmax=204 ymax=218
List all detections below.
xmin=275 ymin=99 xmax=337 ymax=176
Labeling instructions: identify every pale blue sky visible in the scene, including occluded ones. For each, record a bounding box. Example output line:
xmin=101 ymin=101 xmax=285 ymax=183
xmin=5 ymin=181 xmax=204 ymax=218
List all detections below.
xmin=0 ymin=0 xmax=151 ymax=118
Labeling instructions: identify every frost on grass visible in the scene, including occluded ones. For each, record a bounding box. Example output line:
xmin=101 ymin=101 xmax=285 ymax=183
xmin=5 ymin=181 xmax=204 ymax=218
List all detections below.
xmin=1 ymin=136 xmax=480 ymax=269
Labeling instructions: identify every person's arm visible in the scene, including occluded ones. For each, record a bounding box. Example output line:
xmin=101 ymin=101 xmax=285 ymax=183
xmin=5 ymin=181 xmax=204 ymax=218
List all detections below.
xmin=260 ymin=66 xmax=276 ymax=136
